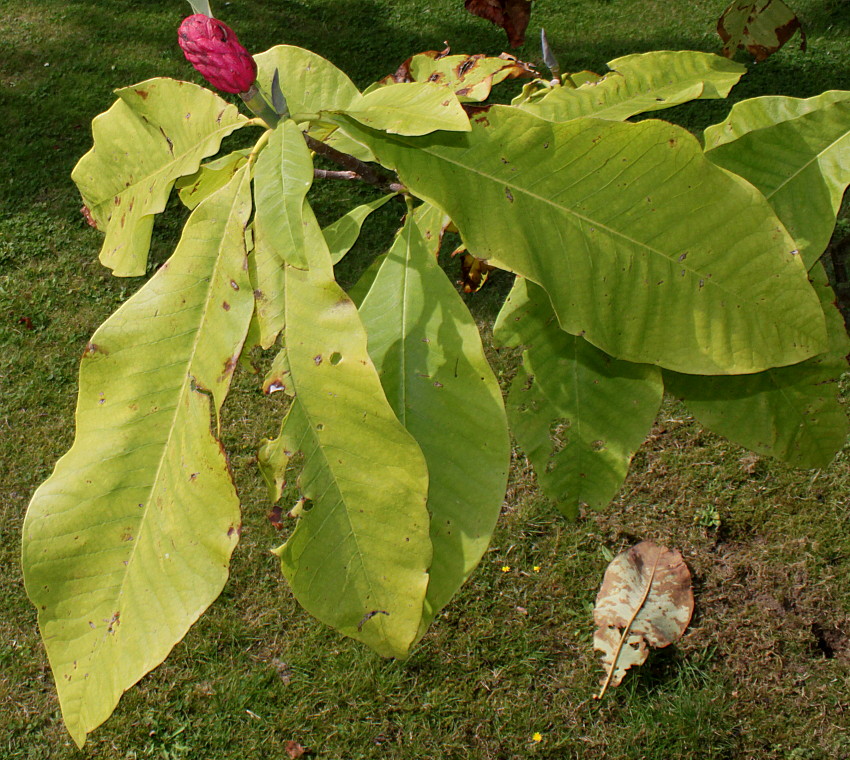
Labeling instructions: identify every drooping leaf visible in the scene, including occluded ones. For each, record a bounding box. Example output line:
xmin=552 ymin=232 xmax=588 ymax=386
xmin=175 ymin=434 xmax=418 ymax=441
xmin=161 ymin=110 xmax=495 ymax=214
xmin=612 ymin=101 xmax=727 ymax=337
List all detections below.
xmin=495 ymin=278 xmax=663 ymax=516
xmin=515 ymin=51 xmax=745 ymax=122
xmin=254 ymin=46 xmax=361 ymax=116
xmin=382 ymin=51 xmax=537 ymax=102
xmin=718 ymin=0 xmax=805 ymax=61
xmin=22 ymin=167 xmax=254 ymax=746
xmin=665 ymin=263 xmax=849 ymax=469
xmin=464 ymin=0 xmax=533 ymax=48
xmin=358 ymin=207 xmax=510 ymax=636
xmin=254 ymin=120 xmax=314 ymax=269
xmin=72 ymin=78 xmax=249 ymax=276
xmin=324 ymin=193 xmax=396 ymax=265
xmin=333 ymin=107 xmax=827 ymax=374
xmin=339 ymin=82 xmax=470 ymax=136
xmin=594 ymin=541 xmax=694 ymax=697
xmin=176 ymin=149 xmax=250 ymax=210
xmin=259 ymin=202 xmax=432 ymax=658
xmin=705 ymin=92 xmax=850 ymax=267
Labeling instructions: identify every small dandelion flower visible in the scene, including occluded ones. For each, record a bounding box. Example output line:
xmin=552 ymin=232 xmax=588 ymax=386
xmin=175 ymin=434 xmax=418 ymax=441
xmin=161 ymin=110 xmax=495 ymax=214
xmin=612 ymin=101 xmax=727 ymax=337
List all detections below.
xmin=501 ymin=565 xmax=511 ymax=573
xmin=532 ymin=732 xmax=543 ymax=743
xmin=533 ymin=565 xmax=541 ymax=573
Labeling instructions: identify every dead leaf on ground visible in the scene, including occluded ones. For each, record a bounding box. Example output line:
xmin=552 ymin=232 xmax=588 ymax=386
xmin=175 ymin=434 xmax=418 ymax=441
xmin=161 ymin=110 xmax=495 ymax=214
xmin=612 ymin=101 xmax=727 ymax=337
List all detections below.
xmin=718 ymin=0 xmax=806 ymax=61
xmin=593 ymin=540 xmax=694 ymax=698
xmin=285 ymin=740 xmax=306 ymax=759
xmin=464 ymin=0 xmax=533 ymax=47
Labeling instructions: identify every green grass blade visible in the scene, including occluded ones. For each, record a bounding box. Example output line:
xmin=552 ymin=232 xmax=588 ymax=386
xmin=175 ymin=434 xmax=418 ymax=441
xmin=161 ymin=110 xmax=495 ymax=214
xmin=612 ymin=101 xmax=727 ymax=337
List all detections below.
xmin=21 ymin=167 xmax=255 ymax=746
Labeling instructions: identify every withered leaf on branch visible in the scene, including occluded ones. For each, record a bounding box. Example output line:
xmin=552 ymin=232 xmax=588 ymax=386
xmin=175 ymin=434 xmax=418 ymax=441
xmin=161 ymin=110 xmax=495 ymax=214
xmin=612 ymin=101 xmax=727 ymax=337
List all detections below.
xmin=718 ymin=0 xmax=806 ymax=62
xmin=593 ymin=540 xmax=694 ymax=698
xmin=464 ymin=0 xmax=533 ymax=48
xmin=458 ymin=250 xmax=495 ymax=293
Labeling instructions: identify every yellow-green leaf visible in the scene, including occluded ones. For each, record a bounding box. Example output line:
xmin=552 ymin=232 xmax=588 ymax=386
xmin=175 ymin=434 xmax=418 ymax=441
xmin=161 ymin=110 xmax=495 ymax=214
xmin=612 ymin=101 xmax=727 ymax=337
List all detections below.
xmin=72 ymin=78 xmax=249 ymax=276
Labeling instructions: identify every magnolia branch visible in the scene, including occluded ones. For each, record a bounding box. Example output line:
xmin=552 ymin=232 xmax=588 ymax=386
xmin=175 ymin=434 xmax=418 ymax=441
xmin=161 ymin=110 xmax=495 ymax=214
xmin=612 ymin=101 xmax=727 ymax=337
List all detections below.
xmin=303 ymin=133 xmax=406 ymax=194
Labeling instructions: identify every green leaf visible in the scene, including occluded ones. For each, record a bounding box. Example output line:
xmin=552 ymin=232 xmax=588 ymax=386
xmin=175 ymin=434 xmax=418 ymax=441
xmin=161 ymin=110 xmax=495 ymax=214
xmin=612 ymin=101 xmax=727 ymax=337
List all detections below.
xmin=260 ymin=203 xmax=432 ymax=658
xmin=22 ymin=167 xmax=255 ymax=746
xmin=254 ymin=46 xmax=361 ymax=116
xmin=340 ymin=82 xmax=470 ymax=136
xmin=515 ymin=51 xmax=745 ymax=122
xmin=72 ymin=78 xmax=249 ymax=276
xmin=176 ymin=149 xmax=250 ymax=210
xmin=324 ymin=193 xmax=396 ymax=265
xmin=704 ymin=92 xmax=850 ymax=267
xmin=495 ymin=278 xmax=662 ymax=516
xmin=404 ymin=52 xmax=536 ymax=102
xmin=334 ymin=107 xmax=827 ymax=375
xmin=664 ymin=262 xmax=849 ymax=468
xmin=254 ymin=121 xmax=314 ymax=269
xmin=358 ymin=207 xmax=510 ymax=635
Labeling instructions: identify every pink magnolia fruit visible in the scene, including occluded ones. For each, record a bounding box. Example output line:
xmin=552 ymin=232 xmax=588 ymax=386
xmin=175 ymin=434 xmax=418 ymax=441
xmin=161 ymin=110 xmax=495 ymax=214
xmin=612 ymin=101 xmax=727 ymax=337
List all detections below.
xmin=177 ymin=14 xmax=257 ymax=94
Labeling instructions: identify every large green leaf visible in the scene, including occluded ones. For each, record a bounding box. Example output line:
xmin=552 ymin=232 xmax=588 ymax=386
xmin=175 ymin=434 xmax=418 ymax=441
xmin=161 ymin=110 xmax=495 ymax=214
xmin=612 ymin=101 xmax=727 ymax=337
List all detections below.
xmin=358 ymin=207 xmax=510 ymax=635
xmin=22 ymin=168 xmax=255 ymax=746
xmin=334 ymin=107 xmax=827 ymax=375
xmin=72 ymin=78 xmax=249 ymax=276
xmin=664 ymin=263 xmax=849 ymax=468
xmin=495 ymin=278 xmax=662 ymax=516
xmin=254 ymin=45 xmax=361 ymax=116
xmin=515 ymin=51 xmax=745 ymax=122
xmin=704 ymin=92 xmax=850 ymax=267
xmin=254 ymin=120 xmax=314 ymax=269
xmin=340 ymin=82 xmax=471 ymax=136
xmin=259 ymin=203 xmax=432 ymax=658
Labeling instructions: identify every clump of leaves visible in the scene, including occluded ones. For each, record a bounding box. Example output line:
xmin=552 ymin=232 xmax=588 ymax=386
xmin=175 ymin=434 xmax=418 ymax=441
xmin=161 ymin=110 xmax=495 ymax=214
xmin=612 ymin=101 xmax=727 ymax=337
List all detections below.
xmin=21 ymin=1 xmax=850 ymax=747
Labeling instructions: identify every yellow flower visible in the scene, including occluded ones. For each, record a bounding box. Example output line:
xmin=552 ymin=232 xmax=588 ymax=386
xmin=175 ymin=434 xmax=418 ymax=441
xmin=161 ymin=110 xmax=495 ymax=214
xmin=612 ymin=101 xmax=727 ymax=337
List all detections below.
xmin=533 ymin=565 xmax=541 ymax=573
xmin=501 ymin=565 xmax=511 ymax=573
xmin=532 ymin=732 xmax=543 ymax=743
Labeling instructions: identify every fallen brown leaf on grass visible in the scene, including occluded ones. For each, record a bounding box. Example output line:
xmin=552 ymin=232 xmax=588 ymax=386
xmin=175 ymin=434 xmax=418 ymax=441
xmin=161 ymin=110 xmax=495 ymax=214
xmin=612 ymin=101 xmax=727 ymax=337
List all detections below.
xmin=593 ymin=540 xmax=694 ymax=698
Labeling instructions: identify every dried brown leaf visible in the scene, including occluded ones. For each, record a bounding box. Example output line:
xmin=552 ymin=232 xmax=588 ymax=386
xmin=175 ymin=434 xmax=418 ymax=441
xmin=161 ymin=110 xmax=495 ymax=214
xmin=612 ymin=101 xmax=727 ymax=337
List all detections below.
xmin=464 ymin=0 xmax=533 ymax=48
xmin=717 ymin=0 xmax=806 ymax=62
xmin=593 ymin=540 xmax=694 ymax=697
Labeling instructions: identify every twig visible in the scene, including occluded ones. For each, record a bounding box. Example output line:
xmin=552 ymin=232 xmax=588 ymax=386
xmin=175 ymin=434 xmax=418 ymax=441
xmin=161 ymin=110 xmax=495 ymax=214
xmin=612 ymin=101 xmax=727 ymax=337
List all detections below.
xmin=313 ymin=169 xmax=360 ymax=182
xmin=303 ymin=132 xmax=406 ymax=194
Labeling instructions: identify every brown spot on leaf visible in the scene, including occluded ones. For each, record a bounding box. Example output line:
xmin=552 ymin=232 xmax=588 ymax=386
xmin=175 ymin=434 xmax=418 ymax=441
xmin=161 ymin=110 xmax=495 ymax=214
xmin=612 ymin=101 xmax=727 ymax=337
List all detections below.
xmin=134 ymin=89 xmax=149 ymax=100
xmin=222 ymin=301 xmax=231 ymax=311
xmin=83 ymin=342 xmax=108 ymax=358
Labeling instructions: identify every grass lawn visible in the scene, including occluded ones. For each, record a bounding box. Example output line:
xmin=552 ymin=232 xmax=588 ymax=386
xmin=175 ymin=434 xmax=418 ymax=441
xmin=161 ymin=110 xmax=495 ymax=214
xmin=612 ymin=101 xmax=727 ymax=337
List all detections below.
xmin=2 ymin=0 xmax=850 ymax=758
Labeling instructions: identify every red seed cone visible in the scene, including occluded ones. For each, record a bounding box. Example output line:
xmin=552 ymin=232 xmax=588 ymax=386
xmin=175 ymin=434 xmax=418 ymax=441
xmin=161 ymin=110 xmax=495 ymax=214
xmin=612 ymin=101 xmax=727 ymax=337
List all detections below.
xmin=178 ymin=14 xmax=257 ymax=94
